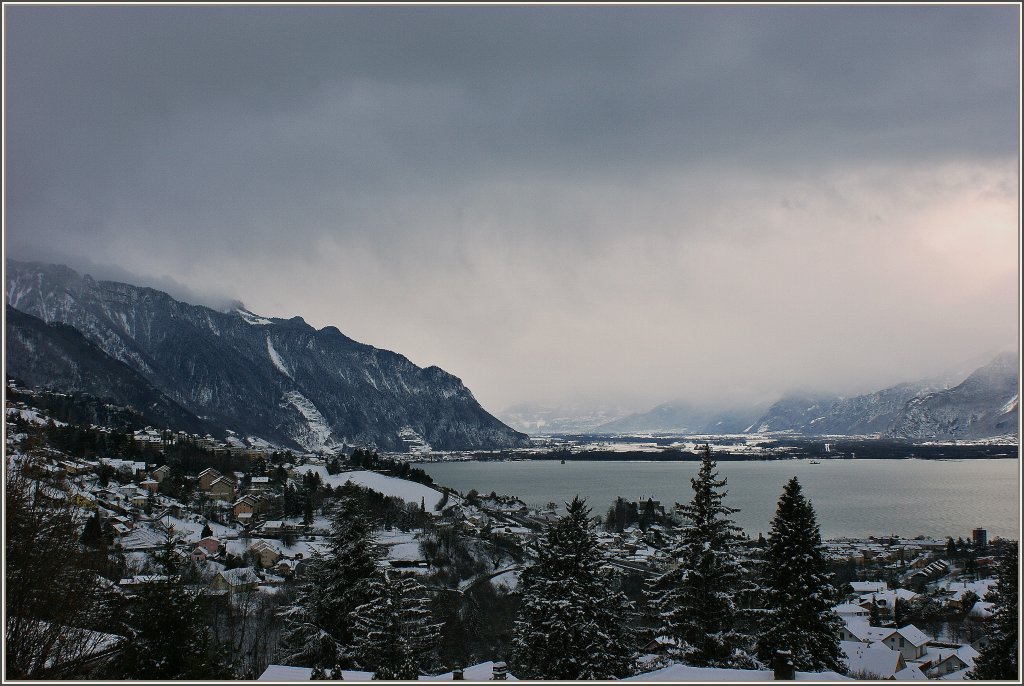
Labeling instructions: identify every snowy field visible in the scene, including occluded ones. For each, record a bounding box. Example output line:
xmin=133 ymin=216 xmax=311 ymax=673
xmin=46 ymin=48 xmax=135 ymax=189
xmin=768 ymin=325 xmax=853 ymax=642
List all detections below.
xmin=295 ymin=466 xmax=447 ymax=510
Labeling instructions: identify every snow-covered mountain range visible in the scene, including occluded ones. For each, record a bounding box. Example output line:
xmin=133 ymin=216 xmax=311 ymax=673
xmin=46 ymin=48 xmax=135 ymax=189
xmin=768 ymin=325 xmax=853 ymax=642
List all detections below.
xmin=529 ymin=355 xmax=1017 ymax=441
xmin=5 ymin=261 xmax=529 ymax=453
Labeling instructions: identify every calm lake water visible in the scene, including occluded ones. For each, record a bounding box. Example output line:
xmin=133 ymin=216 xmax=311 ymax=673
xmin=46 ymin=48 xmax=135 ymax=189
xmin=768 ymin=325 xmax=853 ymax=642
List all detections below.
xmin=415 ymin=458 xmax=1021 ymax=540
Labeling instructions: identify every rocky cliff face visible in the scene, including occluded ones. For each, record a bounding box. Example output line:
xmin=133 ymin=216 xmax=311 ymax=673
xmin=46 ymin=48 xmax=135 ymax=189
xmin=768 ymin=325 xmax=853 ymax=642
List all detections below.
xmin=887 ymin=352 xmax=1018 ymax=440
xmin=6 ymin=261 xmax=529 ymax=452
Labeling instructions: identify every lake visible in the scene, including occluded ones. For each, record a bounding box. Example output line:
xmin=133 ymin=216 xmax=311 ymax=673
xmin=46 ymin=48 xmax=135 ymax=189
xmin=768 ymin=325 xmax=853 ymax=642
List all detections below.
xmin=415 ymin=458 xmax=1020 ymax=540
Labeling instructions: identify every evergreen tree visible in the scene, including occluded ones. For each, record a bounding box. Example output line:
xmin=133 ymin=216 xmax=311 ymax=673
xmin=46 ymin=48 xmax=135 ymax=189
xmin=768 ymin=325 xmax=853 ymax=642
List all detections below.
xmin=116 ymin=529 xmax=231 ymax=679
xmin=893 ymin=597 xmax=908 ymax=628
xmin=510 ymin=496 xmax=636 ymax=680
xmin=277 ymin=492 xmax=381 ymax=670
xmin=868 ymin=595 xmax=881 ymax=627
xmin=80 ymin=511 xmax=105 ymax=547
xmin=352 ymin=570 xmax=441 ymax=679
xmin=969 ymin=539 xmax=1018 ymax=680
xmin=201 ymin=521 xmax=213 ymax=539
xmin=649 ymin=444 xmax=754 ymax=667
xmin=756 ymin=477 xmax=846 ymax=674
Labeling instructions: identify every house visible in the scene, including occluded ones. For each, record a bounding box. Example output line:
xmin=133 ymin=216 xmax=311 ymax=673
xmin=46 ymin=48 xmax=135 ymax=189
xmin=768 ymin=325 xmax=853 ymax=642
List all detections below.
xmin=194 ymin=537 xmax=221 ymax=556
xmin=258 ymin=520 xmax=303 ymax=536
xmin=928 ymin=653 xmax=972 ymax=678
xmin=258 ymin=661 xmax=514 ymax=681
xmin=893 ymin=665 xmax=929 ymax=680
xmin=248 ymin=540 xmax=282 ymax=568
xmin=190 ymin=547 xmax=209 ymax=563
xmin=834 ymin=602 xmax=870 ymax=619
xmin=920 ymin=644 xmax=979 ymax=678
xmin=208 ymin=477 xmax=236 ymax=502
xmin=152 ymin=464 xmax=171 ymax=482
xmin=275 ymin=559 xmax=297 ymax=578
xmin=941 ymin=579 xmax=996 ymax=611
xmin=210 ymin=568 xmax=260 ymax=594
xmin=623 ymin=663 xmax=850 ymax=682
xmin=233 ymin=495 xmax=259 ymax=520
xmin=840 ymin=641 xmax=905 ymax=679
xmin=909 ymin=559 xmax=950 ymax=591
xmin=881 ymin=625 xmax=931 ymax=661
xmin=140 ymin=479 xmax=159 ymax=494
xmin=857 ymin=588 xmax=917 ymax=617
xmin=849 ymin=580 xmax=888 ymax=596
xmin=198 ymin=468 xmax=225 ymax=492
xmin=249 ymin=476 xmax=271 ymax=492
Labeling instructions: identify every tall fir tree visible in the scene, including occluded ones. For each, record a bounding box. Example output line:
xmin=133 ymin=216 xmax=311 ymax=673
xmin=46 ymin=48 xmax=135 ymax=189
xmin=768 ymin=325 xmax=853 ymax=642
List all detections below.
xmin=868 ymin=595 xmax=881 ymax=627
xmin=756 ymin=477 xmax=846 ymax=674
xmin=510 ymin=497 xmax=636 ymax=680
xmin=116 ymin=528 xmax=231 ymax=679
xmin=968 ymin=539 xmax=1018 ymax=680
xmin=278 ymin=491 xmax=381 ymax=670
xmin=648 ymin=444 xmax=755 ymax=668
xmin=352 ymin=570 xmax=442 ymax=679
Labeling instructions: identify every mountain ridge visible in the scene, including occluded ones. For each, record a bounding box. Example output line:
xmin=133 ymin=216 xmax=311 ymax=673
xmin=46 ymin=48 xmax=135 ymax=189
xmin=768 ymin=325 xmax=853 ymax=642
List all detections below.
xmin=5 ymin=261 xmax=529 ymax=452
xmin=541 ymin=355 xmax=1017 ymax=440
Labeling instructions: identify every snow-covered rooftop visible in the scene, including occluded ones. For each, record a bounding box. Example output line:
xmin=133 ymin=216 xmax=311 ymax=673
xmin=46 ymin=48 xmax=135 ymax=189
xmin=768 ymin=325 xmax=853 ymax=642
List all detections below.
xmin=626 ymin=663 xmax=851 ymax=681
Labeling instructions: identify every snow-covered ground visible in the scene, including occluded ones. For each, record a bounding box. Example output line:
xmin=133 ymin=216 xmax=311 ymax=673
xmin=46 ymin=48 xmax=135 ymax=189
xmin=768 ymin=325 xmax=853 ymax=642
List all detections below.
xmin=295 ymin=466 xmax=447 ymax=510
xmin=490 ymin=569 xmax=519 ymax=591
xmin=6 ymin=406 xmax=67 ymax=427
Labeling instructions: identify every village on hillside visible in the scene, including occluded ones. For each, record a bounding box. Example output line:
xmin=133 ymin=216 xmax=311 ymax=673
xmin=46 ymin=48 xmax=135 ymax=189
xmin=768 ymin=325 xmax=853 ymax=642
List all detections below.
xmin=4 ymin=388 xmax=1017 ymax=681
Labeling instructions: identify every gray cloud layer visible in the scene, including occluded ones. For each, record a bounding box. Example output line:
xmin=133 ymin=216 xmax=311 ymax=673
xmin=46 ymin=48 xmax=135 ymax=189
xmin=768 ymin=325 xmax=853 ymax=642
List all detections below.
xmin=5 ymin=5 xmax=1020 ymax=413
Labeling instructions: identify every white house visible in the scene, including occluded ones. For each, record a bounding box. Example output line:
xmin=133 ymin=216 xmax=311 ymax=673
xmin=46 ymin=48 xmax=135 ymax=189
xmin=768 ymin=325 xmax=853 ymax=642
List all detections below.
xmin=840 ymin=641 xmax=905 ymax=679
xmin=881 ymin=625 xmax=931 ymax=661
xmin=849 ymin=580 xmax=888 ymax=596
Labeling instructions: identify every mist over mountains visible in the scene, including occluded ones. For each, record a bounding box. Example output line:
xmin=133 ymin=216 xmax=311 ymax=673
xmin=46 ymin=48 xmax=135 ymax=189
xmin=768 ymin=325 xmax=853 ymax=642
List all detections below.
xmin=5 ymin=261 xmax=1017 ymax=448
xmin=5 ymin=261 xmax=528 ymax=452
xmin=505 ymin=354 xmax=1018 ymax=441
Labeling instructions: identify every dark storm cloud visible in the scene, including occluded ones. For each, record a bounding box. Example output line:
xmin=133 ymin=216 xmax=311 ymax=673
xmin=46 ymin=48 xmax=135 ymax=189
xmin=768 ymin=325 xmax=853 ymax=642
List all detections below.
xmin=4 ymin=5 xmax=1019 ymax=411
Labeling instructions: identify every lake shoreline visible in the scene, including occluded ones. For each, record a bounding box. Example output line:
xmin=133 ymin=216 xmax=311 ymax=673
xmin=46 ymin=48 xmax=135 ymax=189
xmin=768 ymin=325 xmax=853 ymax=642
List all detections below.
xmin=415 ymin=457 xmax=1021 ymax=540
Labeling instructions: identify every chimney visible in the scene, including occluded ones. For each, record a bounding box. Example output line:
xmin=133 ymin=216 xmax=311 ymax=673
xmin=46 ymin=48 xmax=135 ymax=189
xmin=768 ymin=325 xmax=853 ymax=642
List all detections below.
xmin=491 ymin=662 xmax=508 ymax=680
xmin=773 ymin=650 xmax=795 ymax=680
xmin=452 ymin=667 xmax=464 ymax=681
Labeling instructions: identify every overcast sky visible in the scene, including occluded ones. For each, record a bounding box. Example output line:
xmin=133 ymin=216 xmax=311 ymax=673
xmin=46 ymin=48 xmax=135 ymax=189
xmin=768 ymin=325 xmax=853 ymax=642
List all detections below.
xmin=5 ymin=5 xmax=1020 ymax=415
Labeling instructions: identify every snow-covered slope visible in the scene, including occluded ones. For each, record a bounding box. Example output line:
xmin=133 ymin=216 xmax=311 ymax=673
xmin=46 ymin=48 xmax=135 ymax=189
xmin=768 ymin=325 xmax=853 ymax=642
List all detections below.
xmin=294 ymin=466 xmax=446 ymax=510
xmin=887 ymin=351 xmax=1019 ymax=440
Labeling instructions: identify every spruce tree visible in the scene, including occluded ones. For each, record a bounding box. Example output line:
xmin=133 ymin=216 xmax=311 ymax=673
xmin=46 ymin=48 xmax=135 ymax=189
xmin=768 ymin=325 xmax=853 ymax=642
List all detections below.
xmin=278 ymin=491 xmax=381 ymax=670
xmin=649 ymin=444 xmax=754 ymax=668
xmin=968 ymin=539 xmax=1018 ymax=680
xmin=116 ymin=529 xmax=231 ymax=679
xmin=352 ymin=570 xmax=441 ymax=679
xmin=756 ymin=477 xmax=846 ymax=674
xmin=510 ymin=496 xmax=636 ymax=680
xmin=868 ymin=595 xmax=881 ymax=627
